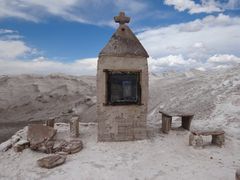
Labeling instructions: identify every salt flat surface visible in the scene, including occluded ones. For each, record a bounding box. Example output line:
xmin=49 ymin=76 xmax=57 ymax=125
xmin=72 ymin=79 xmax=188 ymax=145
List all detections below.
xmin=0 ymin=123 xmax=239 ymax=180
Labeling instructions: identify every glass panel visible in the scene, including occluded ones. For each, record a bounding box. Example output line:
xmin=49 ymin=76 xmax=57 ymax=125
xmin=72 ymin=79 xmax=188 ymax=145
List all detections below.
xmin=107 ymin=71 xmax=140 ymax=105
xmin=123 ymin=80 xmax=132 ymax=98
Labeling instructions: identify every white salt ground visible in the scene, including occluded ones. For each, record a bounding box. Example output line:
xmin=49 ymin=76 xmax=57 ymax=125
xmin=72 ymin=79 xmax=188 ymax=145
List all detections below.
xmin=0 ymin=123 xmax=239 ymax=180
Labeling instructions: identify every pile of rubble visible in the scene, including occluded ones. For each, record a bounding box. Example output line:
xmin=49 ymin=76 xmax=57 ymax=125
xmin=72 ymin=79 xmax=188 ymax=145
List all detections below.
xmin=0 ymin=117 xmax=83 ymax=169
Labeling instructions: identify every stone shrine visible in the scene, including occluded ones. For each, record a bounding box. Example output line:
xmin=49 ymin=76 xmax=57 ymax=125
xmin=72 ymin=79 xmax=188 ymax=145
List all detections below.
xmin=97 ymin=12 xmax=149 ymax=141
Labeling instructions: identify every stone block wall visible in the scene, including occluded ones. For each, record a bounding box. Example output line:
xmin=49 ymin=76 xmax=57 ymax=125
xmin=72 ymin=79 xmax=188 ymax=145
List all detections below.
xmin=97 ymin=56 xmax=148 ymax=141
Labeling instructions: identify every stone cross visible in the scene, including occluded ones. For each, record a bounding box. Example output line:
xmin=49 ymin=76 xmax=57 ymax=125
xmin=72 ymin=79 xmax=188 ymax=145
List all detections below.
xmin=114 ymin=12 xmax=130 ymax=25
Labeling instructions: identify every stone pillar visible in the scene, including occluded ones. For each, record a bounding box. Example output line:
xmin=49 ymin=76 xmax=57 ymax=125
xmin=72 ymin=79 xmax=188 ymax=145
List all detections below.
xmin=189 ymin=133 xmax=194 ymax=145
xmin=189 ymin=134 xmax=203 ymax=148
xmin=46 ymin=118 xmax=55 ymax=128
xmin=195 ymin=135 xmax=203 ymax=147
xmin=182 ymin=115 xmax=193 ymax=130
xmin=70 ymin=117 xmax=80 ymax=138
xmin=162 ymin=114 xmax=172 ymax=134
xmin=236 ymin=169 xmax=240 ymax=180
xmin=212 ymin=134 xmax=225 ymax=147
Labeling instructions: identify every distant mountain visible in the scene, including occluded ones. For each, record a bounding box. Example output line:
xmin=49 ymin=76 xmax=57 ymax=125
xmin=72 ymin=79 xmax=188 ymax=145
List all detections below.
xmin=0 ymin=65 xmax=239 ymax=142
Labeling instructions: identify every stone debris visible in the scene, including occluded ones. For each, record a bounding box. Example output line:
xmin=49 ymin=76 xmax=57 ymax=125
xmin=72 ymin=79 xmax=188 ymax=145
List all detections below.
xmin=39 ymin=140 xmax=55 ymax=154
xmin=13 ymin=140 xmax=30 ymax=152
xmin=62 ymin=139 xmax=83 ymax=154
xmin=52 ymin=139 xmax=83 ymax=154
xmin=37 ymin=155 xmax=66 ymax=169
xmin=52 ymin=140 xmax=68 ymax=153
xmin=70 ymin=117 xmax=80 ymax=138
xmin=0 ymin=140 xmax=13 ymax=152
xmin=27 ymin=124 xmax=57 ymax=153
xmin=56 ymin=151 xmax=68 ymax=156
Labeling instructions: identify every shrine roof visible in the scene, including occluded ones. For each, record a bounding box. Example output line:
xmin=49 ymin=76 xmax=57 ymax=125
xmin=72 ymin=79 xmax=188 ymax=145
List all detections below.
xmin=99 ymin=12 xmax=149 ymax=58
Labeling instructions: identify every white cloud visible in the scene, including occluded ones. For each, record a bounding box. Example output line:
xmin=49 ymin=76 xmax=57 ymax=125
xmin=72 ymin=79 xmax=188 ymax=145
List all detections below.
xmin=1 ymin=13 xmax=240 ymax=75
xmin=0 ymin=29 xmax=33 ymax=60
xmin=208 ymin=54 xmax=240 ymax=64
xmin=164 ymin=0 xmax=240 ymax=14
xmin=138 ymin=14 xmax=240 ymax=61
xmin=148 ymin=53 xmax=240 ymax=73
xmin=223 ymin=0 xmax=240 ymax=10
xmin=0 ymin=29 xmax=17 ymax=34
xmin=0 ymin=29 xmax=97 ymax=75
xmin=0 ymin=40 xmax=31 ymax=59
xmin=0 ymin=0 xmax=148 ymax=26
xmin=0 ymin=30 xmax=97 ymax=75
xmin=0 ymin=57 xmax=97 ymax=76
xmin=137 ymin=14 xmax=240 ymax=72
xmin=148 ymin=55 xmax=199 ymax=73
xmin=164 ymin=0 xmax=222 ymax=14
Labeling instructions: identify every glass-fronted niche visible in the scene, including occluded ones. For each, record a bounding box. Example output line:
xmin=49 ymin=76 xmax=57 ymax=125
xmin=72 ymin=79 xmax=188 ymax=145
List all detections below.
xmin=105 ymin=70 xmax=141 ymax=105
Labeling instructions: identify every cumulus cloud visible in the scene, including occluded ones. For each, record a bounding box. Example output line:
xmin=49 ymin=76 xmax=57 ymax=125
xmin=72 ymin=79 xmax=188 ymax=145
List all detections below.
xmin=148 ymin=53 xmax=240 ymax=73
xmin=0 ymin=30 xmax=97 ymax=75
xmin=148 ymin=55 xmax=199 ymax=73
xmin=138 ymin=14 xmax=240 ymax=62
xmin=0 ymin=29 xmax=98 ymax=76
xmin=0 ymin=40 xmax=31 ymax=60
xmin=164 ymin=0 xmax=222 ymax=14
xmin=164 ymin=0 xmax=240 ymax=14
xmin=137 ymin=14 xmax=240 ymax=72
xmin=208 ymin=54 xmax=240 ymax=64
xmin=0 ymin=30 xmax=34 ymax=60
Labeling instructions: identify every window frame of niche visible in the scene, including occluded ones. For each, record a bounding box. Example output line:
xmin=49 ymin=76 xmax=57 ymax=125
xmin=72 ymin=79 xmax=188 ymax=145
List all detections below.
xmin=103 ymin=69 xmax=142 ymax=106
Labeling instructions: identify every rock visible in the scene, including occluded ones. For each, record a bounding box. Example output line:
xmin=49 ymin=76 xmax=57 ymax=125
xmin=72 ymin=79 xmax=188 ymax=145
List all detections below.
xmin=13 ymin=140 xmax=30 ymax=152
xmin=62 ymin=139 xmax=83 ymax=154
xmin=0 ymin=135 xmax=21 ymax=152
xmin=53 ymin=139 xmax=83 ymax=154
xmin=37 ymin=155 xmax=66 ymax=169
xmin=56 ymin=151 xmax=68 ymax=156
xmin=236 ymin=169 xmax=240 ymax=180
xmin=38 ymin=140 xmax=55 ymax=154
xmin=52 ymin=140 xmax=68 ymax=153
xmin=27 ymin=124 xmax=57 ymax=153
xmin=70 ymin=117 xmax=80 ymax=138
xmin=0 ymin=140 xmax=13 ymax=152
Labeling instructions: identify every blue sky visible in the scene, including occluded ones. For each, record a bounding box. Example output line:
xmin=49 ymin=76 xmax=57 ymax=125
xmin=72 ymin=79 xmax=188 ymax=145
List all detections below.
xmin=0 ymin=0 xmax=240 ymax=75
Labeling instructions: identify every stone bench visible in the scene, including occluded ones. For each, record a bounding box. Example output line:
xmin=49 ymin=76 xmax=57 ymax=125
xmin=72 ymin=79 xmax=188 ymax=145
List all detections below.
xmin=189 ymin=130 xmax=225 ymax=147
xmin=159 ymin=110 xmax=194 ymax=134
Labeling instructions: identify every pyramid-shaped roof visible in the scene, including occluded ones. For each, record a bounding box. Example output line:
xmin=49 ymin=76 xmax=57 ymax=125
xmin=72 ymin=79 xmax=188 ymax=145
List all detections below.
xmin=99 ymin=12 xmax=149 ymax=58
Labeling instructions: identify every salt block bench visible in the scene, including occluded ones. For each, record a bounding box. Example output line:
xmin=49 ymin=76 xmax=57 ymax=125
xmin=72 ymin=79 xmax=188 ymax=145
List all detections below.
xmin=159 ymin=110 xmax=194 ymax=134
xmin=189 ymin=130 xmax=225 ymax=147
